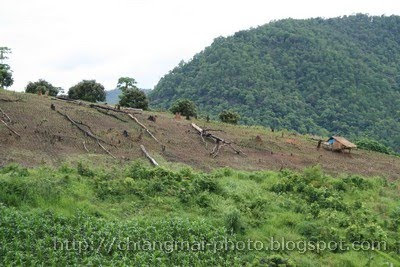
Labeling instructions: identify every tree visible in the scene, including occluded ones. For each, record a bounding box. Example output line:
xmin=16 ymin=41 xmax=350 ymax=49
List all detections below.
xmin=170 ymin=99 xmax=197 ymax=119
xmin=0 ymin=47 xmax=13 ymax=89
xmin=0 ymin=47 xmax=12 ymax=63
xmin=68 ymin=80 xmax=106 ymax=102
xmin=0 ymin=64 xmax=13 ymax=89
xmin=117 ymin=77 xmax=137 ymax=91
xmin=25 ymin=79 xmax=59 ymax=96
xmin=116 ymin=77 xmax=149 ymax=109
xmin=119 ymin=88 xmax=148 ymax=110
xmin=219 ymin=110 xmax=240 ymax=124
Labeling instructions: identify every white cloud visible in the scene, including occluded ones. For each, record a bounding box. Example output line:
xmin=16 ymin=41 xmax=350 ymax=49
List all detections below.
xmin=1 ymin=0 xmax=400 ymax=91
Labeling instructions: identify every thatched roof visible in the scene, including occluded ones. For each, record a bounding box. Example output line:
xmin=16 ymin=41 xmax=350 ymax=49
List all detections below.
xmin=330 ymin=136 xmax=357 ymax=148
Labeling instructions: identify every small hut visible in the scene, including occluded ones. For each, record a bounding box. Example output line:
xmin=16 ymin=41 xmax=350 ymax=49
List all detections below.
xmin=322 ymin=136 xmax=357 ymax=153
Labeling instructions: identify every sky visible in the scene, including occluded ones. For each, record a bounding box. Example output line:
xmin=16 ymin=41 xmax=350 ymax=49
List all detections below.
xmin=1 ymin=0 xmax=400 ymax=92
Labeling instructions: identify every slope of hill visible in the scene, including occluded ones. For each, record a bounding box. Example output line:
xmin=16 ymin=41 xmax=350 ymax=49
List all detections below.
xmin=0 ymin=90 xmax=399 ymax=178
xmin=2 ymin=90 xmax=400 ymax=266
xmin=150 ymin=14 xmax=400 ymax=152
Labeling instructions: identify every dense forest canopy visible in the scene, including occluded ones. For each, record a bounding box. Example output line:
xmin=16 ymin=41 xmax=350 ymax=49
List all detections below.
xmin=150 ymin=14 xmax=400 ymax=152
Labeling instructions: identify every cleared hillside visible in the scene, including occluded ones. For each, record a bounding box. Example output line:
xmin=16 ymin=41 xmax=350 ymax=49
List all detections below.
xmin=150 ymin=14 xmax=400 ymax=152
xmin=0 ymin=90 xmax=399 ymax=178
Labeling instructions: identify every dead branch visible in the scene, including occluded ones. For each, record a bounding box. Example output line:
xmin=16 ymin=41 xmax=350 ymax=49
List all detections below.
xmin=53 ymin=96 xmax=85 ymax=106
xmin=89 ymin=104 xmax=142 ymax=114
xmin=89 ymin=104 xmax=162 ymax=150
xmin=126 ymin=113 xmax=163 ymax=149
xmin=203 ymin=128 xmax=225 ymax=133
xmin=0 ymin=97 xmax=22 ymax=102
xmin=0 ymin=108 xmax=12 ymax=123
xmin=140 ymin=145 xmax=159 ymax=166
xmin=191 ymin=123 xmax=246 ymax=157
xmin=57 ymin=110 xmax=116 ymax=158
xmin=83 ymin=141 xmax=89 ymax=153
xmin=94 ymin=108 xmax=128 ymax=122
xmin=0 ymin=118 xmax=20 ymax=138
xmin=97 ymin=140 xmax=116 ymax=159
xmin=57 ymin=111 xmax=109 ymax=144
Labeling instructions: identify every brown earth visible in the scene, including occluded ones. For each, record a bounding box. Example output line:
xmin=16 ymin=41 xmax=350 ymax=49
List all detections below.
xmin=1 ymin=90 xmax=399 ymax=178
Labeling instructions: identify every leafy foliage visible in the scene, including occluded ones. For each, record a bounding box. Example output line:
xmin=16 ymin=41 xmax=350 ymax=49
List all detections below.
xmin=68 ymin=80 xmax=106 ymax=102
xmin=356 ymin=138 xmax=397 ymax=155
xmin=116 ymin=77 xmax=149 ymax=109
xmin=150 ymin=14 xmax=400 ymax=152
xmin=116 ymin=77 xmax=137 ymax=91
xmin=0 ymin=47 xmax=13 ymax=89
xmin=25 ymin=79 xmax=60 ymax=96
xmin=169 ymin=99 xmax=197 ymax=118
xmin=0 ymin=64 xmax=13 ymax=89
xmin=219 ymin=110 xmax=240 ymax=124
xmin=0 ymin=162 xmax=399 ymax=265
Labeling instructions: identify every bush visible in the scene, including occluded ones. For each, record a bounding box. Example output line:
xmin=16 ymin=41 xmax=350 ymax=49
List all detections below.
xmin=68 ymin=80 xmax=106 ymax=102
xmin=25 ymin=79 xmax=59 ymax=96
xmin=170 ymin=99 xmax=197 ymax=118
xmin=224 ymin=209 xmax=244 ymax=234
xmin=356 ymin=138 xmax=395 ymax=155
xmin=219 ymin=110 xmax=240 ymax=124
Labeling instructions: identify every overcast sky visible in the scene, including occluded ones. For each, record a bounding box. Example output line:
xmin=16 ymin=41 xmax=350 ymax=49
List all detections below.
xmin=1 ymin=0 xmax=400 ymax=92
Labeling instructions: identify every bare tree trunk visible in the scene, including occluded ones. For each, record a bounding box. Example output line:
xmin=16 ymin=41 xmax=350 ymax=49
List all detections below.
xmin=140 ymin=145 xmax=159 ymax=166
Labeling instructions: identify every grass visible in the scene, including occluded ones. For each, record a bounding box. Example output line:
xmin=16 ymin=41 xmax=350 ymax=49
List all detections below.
xmin=0 ymin=161 xmax=399 ymax=265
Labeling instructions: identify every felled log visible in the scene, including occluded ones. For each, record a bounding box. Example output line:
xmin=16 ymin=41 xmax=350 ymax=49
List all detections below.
xmin=0 ymin=118 xmax=20 ymax=138
xmin=91 ymin=104 xmax=162 ymax=150
xmin=94 ymin=108 xmax=128 ymax=122
xmin=191 ymin=123 xmax=245 ymax=157
xmin=57 ymin=110 xmax=116 ymax=158
xmin=83 ymin=141 xmax=89 ymax=152
xmin=89 ymin=104 xmax=142 ymax=114
xmin=0 ymin=108 xmax=12 ymax=123
xmin=140 ymin=145 xmax=159 ymax=166
xmin=126 ymin=113 xmax=163 ymax=149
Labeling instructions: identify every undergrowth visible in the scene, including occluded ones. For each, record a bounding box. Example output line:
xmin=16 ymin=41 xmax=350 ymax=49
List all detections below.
xmin=0 ymin=162 xmax=399 ymax=266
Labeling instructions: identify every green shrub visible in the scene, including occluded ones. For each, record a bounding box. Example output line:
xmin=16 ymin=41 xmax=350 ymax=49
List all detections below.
xmin=25 ymin=79 xmax=59 ymax=96
xmin=262 ymin=254 xmax=294 ymax=266
xmin=169 ymin=99 xmax=197 ymax=118
xmin=219 ymin=110 xmax=240 ymax=124
xmin=356 ymin=138 xmax=395 ymax=155
xmin=225 ymin=209 xmax=244 ymax=234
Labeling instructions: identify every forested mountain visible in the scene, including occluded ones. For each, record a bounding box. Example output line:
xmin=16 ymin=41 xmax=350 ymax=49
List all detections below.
xmin=150 ymin=14 xmax=400 ymax=152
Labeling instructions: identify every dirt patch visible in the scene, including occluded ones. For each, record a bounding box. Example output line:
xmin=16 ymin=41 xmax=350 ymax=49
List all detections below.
xmin=1 ymin=90 xmax=399 ymax=178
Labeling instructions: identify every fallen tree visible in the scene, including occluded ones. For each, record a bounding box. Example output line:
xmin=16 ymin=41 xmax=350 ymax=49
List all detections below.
xmin=0 ymin=108 xmax=12 ymax=123
xmin=0 ymin=108 xmax=20 ymax=138
xmin=56 ymin=110 xmax=116 ymax=158
xmin=191 ymin=123 xmax=246 ymax=157
xmin=88 ymin=104 xmax=161 ymax=147
xmin=54 ymin=99 xmax=162 ymax=150
xmin=89 ymin=103 xmax=142 ymax=114
xmin=0 ymin=118 xmax=20 ymax=138
xmin=93 ymin=108 xmax=128 ymax=123
xmin=140 ymin=145 xmax=159 ymax=166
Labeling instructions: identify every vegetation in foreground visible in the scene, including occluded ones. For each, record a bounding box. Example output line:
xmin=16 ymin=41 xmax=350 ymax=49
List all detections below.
xmin=0 ymin=162 xmax=399 ymax=266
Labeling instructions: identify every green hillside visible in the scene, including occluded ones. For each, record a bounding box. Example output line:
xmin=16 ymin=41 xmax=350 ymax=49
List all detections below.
xmin=150 ymin=14 xmax=400 ymax=152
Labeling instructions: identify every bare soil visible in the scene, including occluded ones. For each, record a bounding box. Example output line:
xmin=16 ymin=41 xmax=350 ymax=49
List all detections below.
xmin=1 ymin=90 xmax=399 ymax=178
